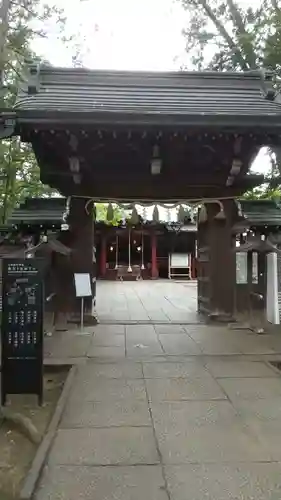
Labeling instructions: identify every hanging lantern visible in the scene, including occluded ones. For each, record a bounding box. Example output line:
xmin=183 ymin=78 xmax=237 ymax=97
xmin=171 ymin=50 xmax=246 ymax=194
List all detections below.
xmin=106 ymin=203 xmax=114 ymax=222
xmin=152 ymin=205 xmax=159 ymax=223
xmin=130 ymin=205 xmax=139 ymax=225
xmin=141 ymin=231 xmax=145 ymax=270
xmin=128 ymin=228 xmax=132 ymax=272
xmin=115 ymin=234 xmax=119 ymax=269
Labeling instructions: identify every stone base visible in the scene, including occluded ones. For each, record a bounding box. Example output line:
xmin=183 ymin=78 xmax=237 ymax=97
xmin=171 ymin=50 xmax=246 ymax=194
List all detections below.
xmin=208 ymin=310 xmax=235 ymax=323
xmin=68 ymin=313 xmax=99 ymax=326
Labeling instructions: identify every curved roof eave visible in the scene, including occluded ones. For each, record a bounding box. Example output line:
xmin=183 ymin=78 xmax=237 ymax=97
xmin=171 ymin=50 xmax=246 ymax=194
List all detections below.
xmin=9 ymin=64 xmax=281 ymax=130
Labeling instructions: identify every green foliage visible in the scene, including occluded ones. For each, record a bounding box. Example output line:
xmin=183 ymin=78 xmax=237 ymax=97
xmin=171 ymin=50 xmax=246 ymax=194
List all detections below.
xmin=95 ymin=203 xmax=124 ymax=226
xmin=1 ymin=0 xmax=69 ymax=105
xmin=179 ymin=0 xmax=281 ymax=199
xmin=242 ymin=185 xmax=281 ymax=201
xmin=180 ymin=0 xmax=281 ymax=73
xmin=0 ymin=138 xmax=55 ymax=223
xmin=0 ymin=0 xmax=73 ymax=222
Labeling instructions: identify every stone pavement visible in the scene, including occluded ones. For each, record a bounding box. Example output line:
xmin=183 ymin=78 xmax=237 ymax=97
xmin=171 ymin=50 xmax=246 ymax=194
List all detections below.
xmin=96 ymin=280 xmax=199 ymax=323
xmin=38 ymin=317 xmax=281 ymax=500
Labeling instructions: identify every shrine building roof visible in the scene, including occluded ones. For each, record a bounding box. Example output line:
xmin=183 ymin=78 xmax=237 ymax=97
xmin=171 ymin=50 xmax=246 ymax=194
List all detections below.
xmin=8 ymin=197 xmax=68 ymax=227
xmin=9 ymin=64 xmax=281 ymax=130
xmin=9 ymin=197 xmax=281 ymax=231
xmin=237 ymin=199 xmax=281 ymax=227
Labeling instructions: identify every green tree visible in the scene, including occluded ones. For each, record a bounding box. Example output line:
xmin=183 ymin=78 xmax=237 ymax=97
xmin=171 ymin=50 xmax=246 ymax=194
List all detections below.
xmin=179 ymin=0 xmax=281 ymax=198
xmin=0 ymin=0 xmax=74 ymax=222
xmin=95 ymin=203 xmax=125 ymax=226
xmin=0 ymin=139 xmax=56 ymax=223
xmin=0 ymin=0 xmax=80 ymax=447
xmin=1 ymin=0 xmax=69 ymax=104
xmin=180 ymin=0 xmax=281 ymax=72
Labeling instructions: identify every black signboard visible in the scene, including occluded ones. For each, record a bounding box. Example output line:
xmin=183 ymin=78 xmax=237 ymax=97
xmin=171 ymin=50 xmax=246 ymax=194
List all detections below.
xmin=1 ymin=258 xmax=44 ymax=406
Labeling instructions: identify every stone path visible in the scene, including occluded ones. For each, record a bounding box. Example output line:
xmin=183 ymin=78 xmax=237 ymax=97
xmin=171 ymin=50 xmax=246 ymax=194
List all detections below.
xmin=38 ymin=319 xmax=281 ymax=500
xmin=96 ymin=280 xmax=199 ymax=323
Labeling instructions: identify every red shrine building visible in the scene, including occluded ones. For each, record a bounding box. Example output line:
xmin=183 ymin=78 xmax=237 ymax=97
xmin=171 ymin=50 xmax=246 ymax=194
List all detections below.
xmin=95 ymin=203 xmax=197 ymax=280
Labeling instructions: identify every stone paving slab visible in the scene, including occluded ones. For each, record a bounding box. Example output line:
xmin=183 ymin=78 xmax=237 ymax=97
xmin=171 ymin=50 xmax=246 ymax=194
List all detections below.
xmin=142 ymin=360 xmax=207 ymax=379
xmin=90 ymin=334 xmax=125 ymax=347
xmin=44 ymin=334 xmax=92 ymax=358
xmin=159 ymin=334 xmax=202 ymax=355
xmin=150 ymin=400 xmax=271 ymax=464
xmin=93 ymin=324 xmax=126 ymax=335
xmin=146 ymin=310 xmax=171 ymax=321
xmin=126 ymin=325 xmax=156 ymax=337
xmin=125 ymin=333 xmax=160 ymax=342
xmin=61 ymin=399 xmax=151 ymax=428
xmin=68 ymin=377 xmax=147 ymax=402
xmin=48 ymin=427 xmax=159 ymax=466
xmin=155 ymin=422 xmax=271 ymax=464
xmin=205 ymin=360 xmax=278 ymax=378
xmin=150 ymin=400 xmax=240 ymax=428
xmin=35 ymin=283 xmax=281 ymax=500
xmin=230 ymin=398 xmax=281 ymax=462
xmin=185 ymin=325 xmax=231 ymax=337
xmin=233 ymin=398 xmax=281 ymax=421
xmin=126 ymin=343 xmax=164 ymax=357
xmin=87 ymin=346 xmax=126 ymax=358
xmin=242 ymin=417 xmax=281 ymax=461
xmin=96 ymin=281 xmax=198 ymax=324
xmin=125 ymin=325 xmax=164 ymax=356
xmin=237 ymin=336 xmax=277 ymax=355
xmin=192 ymin=337 xmax=243 ymax=355
xmin=154 ymin=325 xmax=187 ymax=335
xmin=145 ymin=376 xmax=227 ymax=402
xmin=35 ymin=465 xmax=169 ymax=500
xmin=164 ymin=463 xmax=281 ymax=500
xmin=77 ymin=362 xmax=143 ymax=379
xmin=218 ymin=377 xmax=281 ymax=400
xmin=127 ymin=311 xmax=151 ymax=321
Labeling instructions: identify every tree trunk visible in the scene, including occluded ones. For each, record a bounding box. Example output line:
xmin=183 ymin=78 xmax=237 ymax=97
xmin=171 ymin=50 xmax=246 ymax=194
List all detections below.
xmin=226 ymin=0 xmax=258 ymax=69
xmin=0 ymin=0 xmax=10 ymax=84
xmin=194 ymin=0 xmax=249 ymax=70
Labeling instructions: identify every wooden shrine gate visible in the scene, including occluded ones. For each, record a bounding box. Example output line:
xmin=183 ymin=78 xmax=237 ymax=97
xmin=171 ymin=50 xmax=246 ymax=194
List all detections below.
xmin=2 ymin=64 xmax=281 ymax=319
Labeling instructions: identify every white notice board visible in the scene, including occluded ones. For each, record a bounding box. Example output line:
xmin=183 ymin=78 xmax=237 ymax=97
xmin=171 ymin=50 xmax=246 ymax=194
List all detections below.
xmin=235 ymin=252 xmax=247 ymax=284
xmin=170 ymin=253 xmax=190 ymax=268
xmin=74 ymin=273 xmax=92 ymax=297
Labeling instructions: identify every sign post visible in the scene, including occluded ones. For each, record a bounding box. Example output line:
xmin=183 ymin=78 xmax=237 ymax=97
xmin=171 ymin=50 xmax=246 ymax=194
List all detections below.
xmin=81 ymin=296 xmax=84 ymax=331
xmin=74 ymin=273 xmax=92 ymax=330
xmin=1 ymin=258 xmax=44 ymax=406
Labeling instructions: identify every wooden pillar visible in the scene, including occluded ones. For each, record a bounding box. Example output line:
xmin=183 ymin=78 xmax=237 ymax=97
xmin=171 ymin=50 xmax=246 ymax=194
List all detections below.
xmin=92 ymin=206 xmax=97 ymax=318
xmin=197 ymin=217 xmax=208 ymax=313
xmin=191 ymin=235 xmax=196 ymax=279
xmin=191 ymin=257 xmax=196 ymax=279
xmin=208 ymin=201 xmax=235 ymax=317
xmin=100 ymin=233 xmax=107 ymax=277
xmin=197 ymin=200 xmax=235 ymax=317
xmin=68 ymin=197 xmax=94 ymax=314
xmin=151 ymin=231 xmax=158 ymax=279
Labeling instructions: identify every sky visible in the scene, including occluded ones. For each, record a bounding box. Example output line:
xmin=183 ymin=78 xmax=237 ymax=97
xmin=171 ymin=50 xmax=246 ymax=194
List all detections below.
xmin=33 ymin=0 xmax=270 ymax=176
xmin=35 ymin=0 xmax=186 ymax=70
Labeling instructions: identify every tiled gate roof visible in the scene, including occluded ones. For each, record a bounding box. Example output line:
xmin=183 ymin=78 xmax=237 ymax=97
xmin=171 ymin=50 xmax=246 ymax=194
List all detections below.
xmin=238 ymin=200 xmax=281 ymax=226
xmin=14 ymin=65 xmax=281 ymax=127
xmin=7 ymin=197 xmax=67 ymax=226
